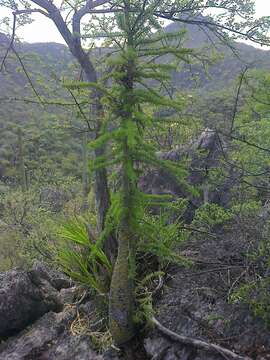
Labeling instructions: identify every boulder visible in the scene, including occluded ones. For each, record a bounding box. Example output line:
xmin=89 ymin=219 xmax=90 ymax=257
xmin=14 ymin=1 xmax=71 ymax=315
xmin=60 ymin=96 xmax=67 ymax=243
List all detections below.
xmin=0 ymin=309 xmax=104 ymax=360
xmin=139 ymin=129 xmax=233 ymax=220
xmin=0 ymin=264 xmax=64 ymax=338
xmin=39 ymin=186 xmax=71 ymax=212
xmin=31 ymin=261 xmax=71 ymax=291
xmin=0 ymin=310 xmax=76 ymax=360
xmin=0 ymin=303 xmax=122 ymax=360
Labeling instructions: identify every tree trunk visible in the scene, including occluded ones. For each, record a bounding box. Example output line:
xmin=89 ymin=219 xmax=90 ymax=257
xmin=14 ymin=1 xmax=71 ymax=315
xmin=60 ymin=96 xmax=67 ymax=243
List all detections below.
xmin=17 ymin=127 xmax=27 ymax=192
xmin=109 ymin=226 xmax=135 ymax=345
xmin=109 ymin=8 xmax=137 ymax=342
xmin=109 ymin=144 xmax=136 ymax=344
xmin=82 ymin=132 xmax=89 ymax=210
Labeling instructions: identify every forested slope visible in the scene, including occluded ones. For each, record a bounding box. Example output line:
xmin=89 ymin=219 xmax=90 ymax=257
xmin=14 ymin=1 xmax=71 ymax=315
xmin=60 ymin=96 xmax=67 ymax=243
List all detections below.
xmin=1 ymin=22 xmax=270 ymax=183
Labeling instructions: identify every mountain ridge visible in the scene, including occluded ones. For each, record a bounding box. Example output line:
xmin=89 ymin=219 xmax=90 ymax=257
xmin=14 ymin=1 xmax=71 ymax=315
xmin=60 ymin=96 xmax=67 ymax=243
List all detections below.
xmin=1 ymin=21 xmax=270 ymax=93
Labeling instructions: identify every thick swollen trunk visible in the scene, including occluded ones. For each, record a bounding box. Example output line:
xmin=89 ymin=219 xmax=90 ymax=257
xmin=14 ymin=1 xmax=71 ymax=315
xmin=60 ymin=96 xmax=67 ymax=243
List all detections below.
xmin=109 ymin=19 xmax=137 ymax=342
xmin=109 ymin=226 xmax=135 ymax=345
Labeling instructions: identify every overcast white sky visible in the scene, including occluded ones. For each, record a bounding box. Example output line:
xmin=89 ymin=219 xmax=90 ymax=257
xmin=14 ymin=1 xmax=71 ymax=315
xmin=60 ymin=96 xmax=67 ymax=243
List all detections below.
xmin=0 ymin=0 xmax=269 ymax=45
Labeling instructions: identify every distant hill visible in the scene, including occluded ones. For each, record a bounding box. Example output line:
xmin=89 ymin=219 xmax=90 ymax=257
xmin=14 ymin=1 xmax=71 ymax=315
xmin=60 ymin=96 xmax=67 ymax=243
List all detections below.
xmin=0 ymin=22 xmax=270 ymax=182
xmin=1 ymin=21 xmax=270 ymax=94
xmin=164 ymin=22 xmax=270 ymax=90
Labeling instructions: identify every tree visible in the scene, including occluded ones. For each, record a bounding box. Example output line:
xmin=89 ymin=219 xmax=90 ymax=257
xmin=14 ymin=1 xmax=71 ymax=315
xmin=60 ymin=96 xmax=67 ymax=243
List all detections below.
xmin=1 ymin=0 xmax=270 ymax=347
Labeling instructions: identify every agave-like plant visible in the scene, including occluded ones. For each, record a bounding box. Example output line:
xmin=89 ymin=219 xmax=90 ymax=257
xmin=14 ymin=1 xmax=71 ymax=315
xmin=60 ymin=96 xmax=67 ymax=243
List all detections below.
xmin=57 ymin=216 xmax=112 ymax=295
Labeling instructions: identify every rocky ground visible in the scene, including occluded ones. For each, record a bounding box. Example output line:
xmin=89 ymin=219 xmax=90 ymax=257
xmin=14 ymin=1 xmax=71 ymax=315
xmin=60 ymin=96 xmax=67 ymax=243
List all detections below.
xmin=1 ymin=227 xmax=270 ymax=360
xmin=145 ymin=230 xmax=270 ymax=360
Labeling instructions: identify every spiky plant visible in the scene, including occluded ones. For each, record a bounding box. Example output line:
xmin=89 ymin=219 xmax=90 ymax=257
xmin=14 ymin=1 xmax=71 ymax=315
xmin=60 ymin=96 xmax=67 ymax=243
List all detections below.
xmin=65 ymin=0 xmax=199 ymax=345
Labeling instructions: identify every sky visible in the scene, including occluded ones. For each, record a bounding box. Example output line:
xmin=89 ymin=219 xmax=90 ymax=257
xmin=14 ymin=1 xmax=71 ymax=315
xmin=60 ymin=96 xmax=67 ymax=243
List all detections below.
xmin=0 ymin=0 xmax=269 ymax=45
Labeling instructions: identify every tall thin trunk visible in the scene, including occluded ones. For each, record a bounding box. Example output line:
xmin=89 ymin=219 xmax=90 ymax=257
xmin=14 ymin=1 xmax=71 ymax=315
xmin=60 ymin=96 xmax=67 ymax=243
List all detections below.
xmin=82 ymin=132 xmax=89 ymax=210
xmin=17 ymin=128 xmax=27 ymax=192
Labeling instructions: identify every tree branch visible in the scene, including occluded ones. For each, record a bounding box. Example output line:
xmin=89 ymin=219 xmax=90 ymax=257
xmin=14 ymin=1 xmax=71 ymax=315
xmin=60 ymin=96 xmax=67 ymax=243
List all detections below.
xmin=230 ymin=66 xmax=249 ymax=134
xmin=154 ymin=14 xmax=270 ymax=47
xmin=0 ymin=12 xmax=16 ymax=72
xmin=151 ymin=316 xmax=252 ymax=360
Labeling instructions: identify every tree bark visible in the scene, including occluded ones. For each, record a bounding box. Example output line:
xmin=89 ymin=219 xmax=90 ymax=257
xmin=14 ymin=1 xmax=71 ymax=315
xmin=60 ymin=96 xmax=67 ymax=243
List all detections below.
xmin=109 ymin=227 xmax=135 ymax=345
xmin=82 ymin=132 xmax=89 ymax=210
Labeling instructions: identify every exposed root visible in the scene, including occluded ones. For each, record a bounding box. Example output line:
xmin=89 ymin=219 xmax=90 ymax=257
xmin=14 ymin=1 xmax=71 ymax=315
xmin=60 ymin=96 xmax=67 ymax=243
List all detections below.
xmin=70 ymin=309 xmax=112 ymax=352
xmin=151 ymin=316 xmax=252 ymax=360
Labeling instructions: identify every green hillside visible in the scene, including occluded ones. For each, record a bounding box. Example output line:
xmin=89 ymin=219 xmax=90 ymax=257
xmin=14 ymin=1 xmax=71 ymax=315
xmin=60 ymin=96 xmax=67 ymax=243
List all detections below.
xmin=0 ymin=23 xmax=269 ymax=183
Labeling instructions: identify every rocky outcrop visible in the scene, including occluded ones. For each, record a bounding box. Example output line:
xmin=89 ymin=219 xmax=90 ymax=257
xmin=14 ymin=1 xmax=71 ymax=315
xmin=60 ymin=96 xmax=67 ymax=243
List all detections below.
xmin=0 ymin=262 xmax=119 ymax=360
xmin=0 ymin=262 xmax=70 ymax=338
xmin=139 ymin=129 xmax=235 ymax=220
xmin=0 ymin=308 xmax=106 ymax=360
xmin=1 ymin=235 xmax=270 ymax=360
xmin=39 ymin=187 xmax=71 ymax=212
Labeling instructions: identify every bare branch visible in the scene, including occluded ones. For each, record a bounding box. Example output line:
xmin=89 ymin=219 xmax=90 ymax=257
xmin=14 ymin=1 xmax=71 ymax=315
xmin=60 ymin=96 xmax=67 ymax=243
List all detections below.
xmin=0 ymin=12 xmax=16 ymax=72
xmin=230 ymin=66 xmax=249 ymax=134
xmin=217 ymin=129 xmax=270 ymax=154
xmin=75 ymin=0 xmax=111 ymax=22
xmin=154 ymin=13 xmax=270 ymax=47
xmin=0 ymin=96 xmax=88 ymax=107
xmin=14 ymin=8 xmax=49 ymax=17
xmin=152 ymin=316 xmax=252 ymax=360
xmin=11 ymin=46 xmax=43 ymax=103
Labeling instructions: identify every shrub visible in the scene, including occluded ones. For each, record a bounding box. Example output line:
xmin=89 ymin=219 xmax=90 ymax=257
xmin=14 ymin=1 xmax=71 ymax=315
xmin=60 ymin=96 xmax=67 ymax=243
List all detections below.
xmin=192 ymin=203 xmax=233 ymax=232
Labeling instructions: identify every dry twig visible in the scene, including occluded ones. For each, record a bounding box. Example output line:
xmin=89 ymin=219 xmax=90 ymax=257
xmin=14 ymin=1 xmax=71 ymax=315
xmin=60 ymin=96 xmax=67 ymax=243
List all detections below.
xmin=151 ymin=316 xmax=252 ymax=360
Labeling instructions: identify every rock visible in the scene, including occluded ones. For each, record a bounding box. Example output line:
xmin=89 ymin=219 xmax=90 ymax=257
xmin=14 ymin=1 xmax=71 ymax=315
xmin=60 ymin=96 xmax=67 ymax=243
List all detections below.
xmin=0 ymin=310 xmax=76 ymax=360
xmin=43 ymin=333 xmax=104 ymax=360
xmin=0 ymin=261 xmax=113 ymax=359
xmin=139 ymin=128 xmax=236 ymax=221
xmin=0 ymin=307 xmax=115 ymax=360
xmin=59 ymin=287 xmax=78 ymax=304
xmin=39 ymin=186 xmax=71 ymax=212
xmin=0 ymin=266 xmax=63 ymax=338
xmin=31 ymin=261 xmax=71 ymax=291
xmin=144 ymin=335 xmax=202 ymax=360
xmin=144 ymin=336 xmax=172 ymax=358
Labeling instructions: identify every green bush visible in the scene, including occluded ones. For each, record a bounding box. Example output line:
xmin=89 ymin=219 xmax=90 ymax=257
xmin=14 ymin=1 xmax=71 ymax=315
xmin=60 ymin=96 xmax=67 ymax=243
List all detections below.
xmin=230 ymin=277 xmax=270 ymax=327
xmin=55 ymin=198 xmax=191 ymax=324
xmin=138 ymin=198 xmax=191 ymax=268
xmin=230 ymin=210 xmax=270 ymax=328
xmin=192 ymin=203 xmax=233 ymax=232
